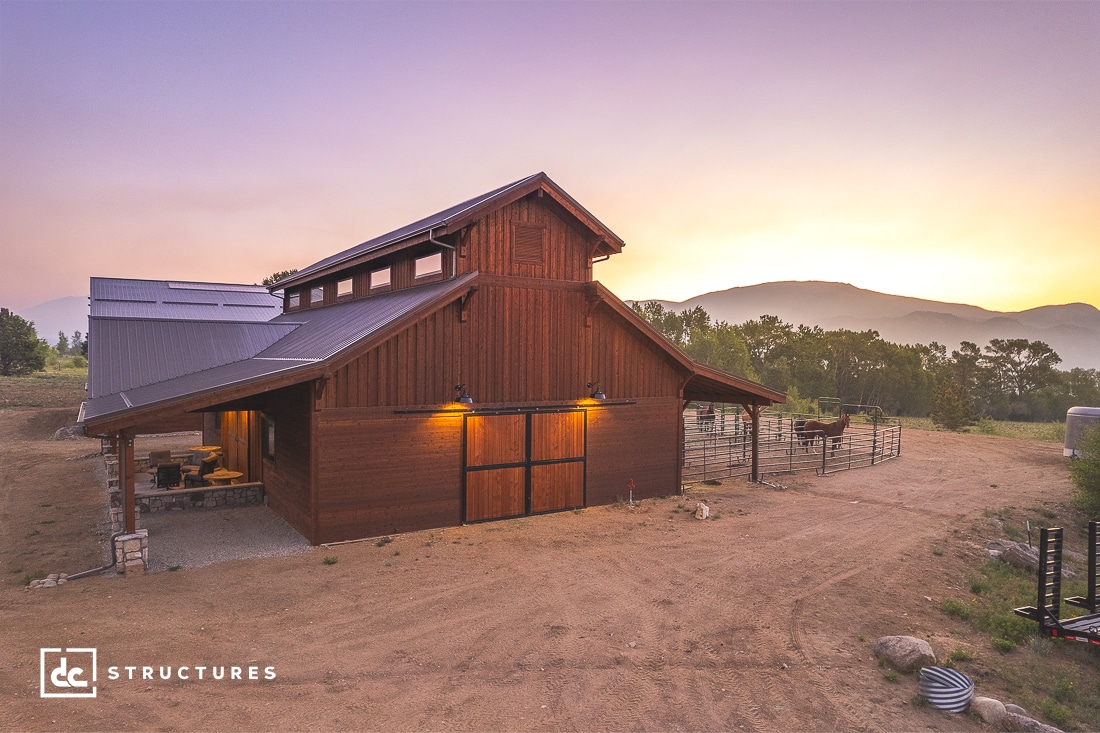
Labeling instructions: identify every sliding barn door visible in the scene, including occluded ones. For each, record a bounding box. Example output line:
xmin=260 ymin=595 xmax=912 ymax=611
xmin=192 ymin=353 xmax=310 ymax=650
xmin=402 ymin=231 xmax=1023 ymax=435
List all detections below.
xmin=464 ymin=410 xmax=585 ymax=522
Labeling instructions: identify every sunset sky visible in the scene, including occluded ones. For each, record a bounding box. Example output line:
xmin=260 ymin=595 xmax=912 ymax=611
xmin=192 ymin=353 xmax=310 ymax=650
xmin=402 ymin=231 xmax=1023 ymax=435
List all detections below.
xmin=1 ymin=1 xmax=1097 ymax=314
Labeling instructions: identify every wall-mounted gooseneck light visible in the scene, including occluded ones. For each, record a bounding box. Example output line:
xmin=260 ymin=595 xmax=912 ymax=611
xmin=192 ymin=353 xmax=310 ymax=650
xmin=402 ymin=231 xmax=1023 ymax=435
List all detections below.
xmin=454 ymin=384 xmax=473 ymax=405
xmin=586 ymin=381 xmax=606 ymax=400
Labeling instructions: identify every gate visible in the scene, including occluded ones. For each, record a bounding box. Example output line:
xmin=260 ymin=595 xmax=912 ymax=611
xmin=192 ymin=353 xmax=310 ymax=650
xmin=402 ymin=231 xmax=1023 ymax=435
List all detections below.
xmin=463 ymin=410 xmax=586 ymax=522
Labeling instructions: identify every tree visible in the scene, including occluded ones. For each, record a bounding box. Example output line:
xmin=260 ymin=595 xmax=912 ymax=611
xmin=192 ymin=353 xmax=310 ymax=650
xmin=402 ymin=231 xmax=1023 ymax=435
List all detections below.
xmin=981 ymin=338 xmax=1062 ymax=399
xmin=262 ymin=269 xmax=299 ymax=287
xmin=1070 ymin=425 xmax=1100 ymax=517
xmin=931 ymin=381 xmax=973 ymax=430
xmin=0 ymin=308 xmax=47 ymax=375
xmin=56 ymin=330 xmax=70 ymax=356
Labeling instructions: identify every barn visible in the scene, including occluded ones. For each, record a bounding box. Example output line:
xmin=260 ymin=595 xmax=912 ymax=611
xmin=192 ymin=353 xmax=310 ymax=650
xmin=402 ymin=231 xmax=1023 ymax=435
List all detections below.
xmin=82 ymin=173 xmax=785 ymax=544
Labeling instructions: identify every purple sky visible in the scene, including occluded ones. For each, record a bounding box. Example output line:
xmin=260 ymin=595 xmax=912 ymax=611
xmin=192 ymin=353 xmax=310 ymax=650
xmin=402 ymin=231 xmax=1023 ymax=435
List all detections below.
xmin=2 ymin=1 xmax=1098 ymax=313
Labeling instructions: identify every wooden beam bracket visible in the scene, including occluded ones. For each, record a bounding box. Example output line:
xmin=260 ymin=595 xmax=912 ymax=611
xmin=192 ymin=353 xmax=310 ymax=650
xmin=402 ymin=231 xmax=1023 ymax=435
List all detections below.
xmin=459 ymin=287 xmax=478 ymax=323
xmin=457 ymin=225 xmax=473 ymax=259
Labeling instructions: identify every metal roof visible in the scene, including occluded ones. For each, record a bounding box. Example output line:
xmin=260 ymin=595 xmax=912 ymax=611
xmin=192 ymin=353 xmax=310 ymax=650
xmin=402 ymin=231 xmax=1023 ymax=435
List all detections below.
xmin=87 ymin=318 xmax=300 ymax=398
xmin=276 ymin=175 xmax=541 ymax=289
xmin=274 ymin=172 xmax=624 ymax=292
xmin=90 ymin=278 xmax=281 ymax=321
xmin=83 ymin=274 xmax=477 ymax=427
xmin=260 ymin=275 xmax=474 ymax=361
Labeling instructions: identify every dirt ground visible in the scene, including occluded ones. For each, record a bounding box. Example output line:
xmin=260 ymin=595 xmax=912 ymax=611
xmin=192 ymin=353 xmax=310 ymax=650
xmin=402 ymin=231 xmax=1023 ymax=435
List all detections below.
xmin=0 ymin=407 xmax=1080 ymax=731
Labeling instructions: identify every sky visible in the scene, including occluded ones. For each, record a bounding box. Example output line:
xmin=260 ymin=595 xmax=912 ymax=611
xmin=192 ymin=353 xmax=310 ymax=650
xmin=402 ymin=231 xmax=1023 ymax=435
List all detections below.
xmin=1 ymin=1 xmax=1098 ymax=315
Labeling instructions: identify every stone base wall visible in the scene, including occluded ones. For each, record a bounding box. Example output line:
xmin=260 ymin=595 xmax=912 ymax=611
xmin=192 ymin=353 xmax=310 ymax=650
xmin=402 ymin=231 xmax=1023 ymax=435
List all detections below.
xmin=137 ymin=484 xmax=265 ymax=514
xmin=113 ymin=530 xmax=148 ymax=576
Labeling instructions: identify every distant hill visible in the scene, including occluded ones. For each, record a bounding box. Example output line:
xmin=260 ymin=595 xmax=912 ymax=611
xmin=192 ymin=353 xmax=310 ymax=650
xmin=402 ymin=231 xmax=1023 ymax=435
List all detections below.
xmin=14 ymin=296 xmax=89 ymax=347
xmin=644 ymin=281 xmax=1100 ymax=371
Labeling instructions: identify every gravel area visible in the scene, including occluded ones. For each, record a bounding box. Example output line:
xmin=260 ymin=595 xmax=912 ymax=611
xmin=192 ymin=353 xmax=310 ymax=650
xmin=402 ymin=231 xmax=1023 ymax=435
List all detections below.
xmin=141 ymin=506 xmax=314 ymax=572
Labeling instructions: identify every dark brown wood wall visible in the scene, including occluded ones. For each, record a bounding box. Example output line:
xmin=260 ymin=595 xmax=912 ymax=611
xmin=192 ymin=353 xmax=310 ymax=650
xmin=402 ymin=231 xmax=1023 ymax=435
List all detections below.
xmin=258 ymin=383 xmax=314 ymax=542
xmin=585 ymin=397 xmax=682 ymax=504
xmin=590 ymin=307 xmax=685 ymax=399
xmin=458 ymin=196 xmax=593 ymax=280
xmin=320 ymin=283 xmax=596 ymax=408
xmin=313 ymin=408 xmax=464 ymax=542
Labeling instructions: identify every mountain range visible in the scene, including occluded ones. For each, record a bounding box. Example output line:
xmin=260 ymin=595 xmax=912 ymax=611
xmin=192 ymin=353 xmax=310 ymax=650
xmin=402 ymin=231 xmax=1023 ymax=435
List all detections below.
xmin=13 ymin=296 xmax=88 ymax=347
xmin=645 ymin=281 xmax=1100 ymax=371
xmin=13 ymin=283 xmax=1100 ymax=370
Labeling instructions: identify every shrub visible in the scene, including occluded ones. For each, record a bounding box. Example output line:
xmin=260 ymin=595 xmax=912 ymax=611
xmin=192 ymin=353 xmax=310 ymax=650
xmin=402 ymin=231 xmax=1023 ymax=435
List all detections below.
xmin=1040 ymin=698 xmax=1071 ymax=728
xmin=991 ymin=637 xmax=1016 ymax=653
xmin=1070 ymin=425 xmax=1100 ymax=517
xmin=941 ymin=599 xmax=971 ymax=620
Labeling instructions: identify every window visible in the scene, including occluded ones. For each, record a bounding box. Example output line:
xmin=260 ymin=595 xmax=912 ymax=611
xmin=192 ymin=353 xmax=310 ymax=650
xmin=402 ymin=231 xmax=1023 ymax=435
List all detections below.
xmin=370 ymin=266 xmax=391 ymax=289
xmin=288 ymin=292 xmax=300 ymax=309
xmin=310 ymin=286 xmax=324 ymax=304
xmin=262 ymin=414 xmax=275 ymax=461
xmin=415 ymin=251 xmax=443 ymax=278
xmin=337 ymin=278 xmax=353 ymax=298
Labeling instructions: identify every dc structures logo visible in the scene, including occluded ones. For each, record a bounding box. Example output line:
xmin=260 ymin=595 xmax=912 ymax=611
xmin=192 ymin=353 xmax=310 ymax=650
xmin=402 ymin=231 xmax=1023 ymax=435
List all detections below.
xmin=40 ymin=648 xmax=97 ymax=698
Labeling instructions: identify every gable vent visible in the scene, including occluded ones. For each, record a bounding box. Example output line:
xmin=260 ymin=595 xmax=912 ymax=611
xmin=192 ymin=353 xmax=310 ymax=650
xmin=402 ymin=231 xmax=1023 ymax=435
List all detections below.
xmin=512 ymin=223 xmax=546 ymax=265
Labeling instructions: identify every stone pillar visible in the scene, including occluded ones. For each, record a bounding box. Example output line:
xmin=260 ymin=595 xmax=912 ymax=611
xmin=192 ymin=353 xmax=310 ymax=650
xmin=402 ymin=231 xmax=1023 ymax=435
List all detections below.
xmin=113 ymin=529 xmax=149 ymax=576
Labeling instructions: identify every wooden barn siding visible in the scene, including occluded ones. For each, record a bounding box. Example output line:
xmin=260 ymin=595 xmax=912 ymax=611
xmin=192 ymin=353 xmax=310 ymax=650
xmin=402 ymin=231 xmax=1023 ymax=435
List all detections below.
xmin=586 ymin=397 xmax=681 ymax=504
xmin=259 ymin=384 xmax=314 ymax=542
xmin=590 ymin=307 xmax=685 ymax=399
xmin=459 ymin=196 xmax=592 ymax=281
xmin=321 ymin=284 xmax=595 ymax=408
xmin=313 ymin=409 xmax=463 ymax=542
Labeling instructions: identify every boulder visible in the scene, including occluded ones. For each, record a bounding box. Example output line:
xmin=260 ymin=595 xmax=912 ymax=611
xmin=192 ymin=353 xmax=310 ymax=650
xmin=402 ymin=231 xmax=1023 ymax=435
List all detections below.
xmin=873 ymin=635 xmax=936 ymax=673
xmin=970 ymin=696 xmax=1007 ymax=726
xmin=1002 ymin=711 xmax=1063 ymax=732
xmin=1005 ymin=704 xmax=1029 ymax=717
xmin=989 ymin=540 xmax=1074 ymax=578
xmin=51 ymin=425 xmax=86 ymax=440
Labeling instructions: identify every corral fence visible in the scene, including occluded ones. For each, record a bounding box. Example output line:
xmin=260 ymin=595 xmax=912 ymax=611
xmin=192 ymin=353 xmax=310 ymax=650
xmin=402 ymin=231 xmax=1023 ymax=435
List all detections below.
xmin=683 ymin=403 xmax=902 ymax=484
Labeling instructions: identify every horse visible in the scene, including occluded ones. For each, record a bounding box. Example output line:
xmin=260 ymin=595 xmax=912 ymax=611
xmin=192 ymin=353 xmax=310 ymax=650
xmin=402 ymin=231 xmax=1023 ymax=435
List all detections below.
xmin=697 ymin=402 xmax=716 ymax=432
xmin=799 ymin=414 xmax=850 ymax=456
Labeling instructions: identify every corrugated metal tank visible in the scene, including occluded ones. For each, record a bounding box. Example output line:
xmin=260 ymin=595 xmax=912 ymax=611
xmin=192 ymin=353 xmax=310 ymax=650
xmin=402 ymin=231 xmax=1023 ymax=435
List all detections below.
xmin=1065 ymin=406 xmax=1100 ymax=457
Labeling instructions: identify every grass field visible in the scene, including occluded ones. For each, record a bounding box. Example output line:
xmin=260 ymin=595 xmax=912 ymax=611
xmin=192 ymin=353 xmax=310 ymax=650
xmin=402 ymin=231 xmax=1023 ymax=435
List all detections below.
xmin=901 ymin=416 xmax=1066 ymax=444
xmin=0 ymin=368 xmax=88 ymax=408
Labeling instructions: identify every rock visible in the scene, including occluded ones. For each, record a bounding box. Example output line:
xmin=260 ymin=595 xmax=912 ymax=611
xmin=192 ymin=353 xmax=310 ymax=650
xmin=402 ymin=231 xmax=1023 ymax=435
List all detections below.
xmin=970 ymin=696 xmax=1007 ymax=726
xmin=992 ymin=540 xmax=1074 ymax=578
xmin=51 ymin=425 xmax=86 ymax=440
xmin=694 ymin=502 xmax=710 ymax=520
xmin=873 ymin=635 xmax=936 ymax=673
xmin=1001 ymin=711 xmax=1063 ymax=732
xmin=1005 ymin=704 xmax=1029 ymax=717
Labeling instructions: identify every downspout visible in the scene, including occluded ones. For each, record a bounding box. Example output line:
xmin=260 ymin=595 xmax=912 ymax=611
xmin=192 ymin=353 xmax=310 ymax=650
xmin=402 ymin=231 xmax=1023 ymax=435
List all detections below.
xmin=65 ymin=530 xmax=126 ymax=580
xmin=428 ymin=228 xmax=457 ymax=278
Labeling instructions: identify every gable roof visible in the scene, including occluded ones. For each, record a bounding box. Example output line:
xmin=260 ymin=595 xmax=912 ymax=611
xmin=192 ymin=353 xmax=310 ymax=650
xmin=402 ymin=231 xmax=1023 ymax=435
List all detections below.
xmin=272 ymin=172 xmax=624 ymax=293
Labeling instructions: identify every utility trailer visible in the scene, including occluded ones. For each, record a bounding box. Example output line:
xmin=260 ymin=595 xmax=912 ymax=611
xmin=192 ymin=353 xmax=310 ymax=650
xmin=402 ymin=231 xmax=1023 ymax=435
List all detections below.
xmin=1014 ymin=522 xmax=1100 ymax=646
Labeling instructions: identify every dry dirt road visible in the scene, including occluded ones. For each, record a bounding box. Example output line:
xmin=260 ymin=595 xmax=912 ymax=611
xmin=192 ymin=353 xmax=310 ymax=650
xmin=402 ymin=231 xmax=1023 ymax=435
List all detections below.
xmin=0 ymin=408 xmax=1077 ymax=731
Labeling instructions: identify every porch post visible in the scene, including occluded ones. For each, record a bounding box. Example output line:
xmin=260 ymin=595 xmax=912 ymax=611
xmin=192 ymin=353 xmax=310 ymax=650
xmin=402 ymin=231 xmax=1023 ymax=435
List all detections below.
xmin=120 ymin=430 xmax=136 ymax=533
xmin=743 ymin=401 xmax=762 ymax=483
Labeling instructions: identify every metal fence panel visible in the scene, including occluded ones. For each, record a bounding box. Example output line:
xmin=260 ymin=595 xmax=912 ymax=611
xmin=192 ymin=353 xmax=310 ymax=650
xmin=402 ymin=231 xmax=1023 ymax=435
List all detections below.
xmin=682 ymin=408 xmax=901 ymax=484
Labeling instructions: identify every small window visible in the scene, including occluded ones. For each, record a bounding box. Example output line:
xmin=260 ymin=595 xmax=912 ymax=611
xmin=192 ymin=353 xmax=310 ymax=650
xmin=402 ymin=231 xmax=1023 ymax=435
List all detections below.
xmin=288 ymin=292 xmax=300 ymax=309
xmin=370 ymin=267 xmax=391 ymax=289
xmin=415 ymin=252 xmax=443 ymax=278
xmin=337 ymin=278 xmax=353 ymax=298
xmin=310 ymin=286 xmax=324 ymax=304
xmin=262 ymin=414 xmax=275 ymax=461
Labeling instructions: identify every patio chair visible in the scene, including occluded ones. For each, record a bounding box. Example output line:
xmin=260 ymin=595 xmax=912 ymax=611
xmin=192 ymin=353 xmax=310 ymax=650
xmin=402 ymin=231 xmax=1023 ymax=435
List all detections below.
xmin=184 ymin=452 xmax=220 ymax=488
xmin=155 ymin=462 xmax=183 ymax=489
xmin=147 ymin=450 xmax=174 ymax=483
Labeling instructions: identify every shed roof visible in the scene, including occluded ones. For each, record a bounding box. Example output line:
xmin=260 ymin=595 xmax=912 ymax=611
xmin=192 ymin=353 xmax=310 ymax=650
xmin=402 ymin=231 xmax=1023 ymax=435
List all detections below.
xmin=90 ymin=277 xmax=281 ymax=321
xmin=273 ymin=172 xmax=624 ymax=292
xmin=83 ymin=274 xmax=478 ymax=429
